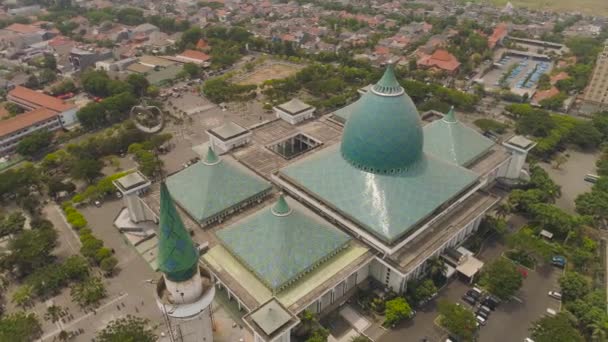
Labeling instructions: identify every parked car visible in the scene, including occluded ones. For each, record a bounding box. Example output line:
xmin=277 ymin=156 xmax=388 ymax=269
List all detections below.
xmin=482 ymin=295 xmax=500 ymax=310
xmin=551 ymin=255 xmax=566 ymax=268
xmin=476 ymin=315 xmax=487 ymax=326
xmin=467 ymin=288 xmax=482 ymax=300
xmin=462 ymin=295 xmax=476 ymax=306
xmin=546 ymin=308 xmax=557 ymax=317
xmin=94 ymin=200 xmax=102 ymax=207
xmin=548 ymin=291 xmax=562 ymax=300
xmin=476 ymin=309 xmax=489 ymax=320
xmin=478 ymin=305 xmax=491 ymax=316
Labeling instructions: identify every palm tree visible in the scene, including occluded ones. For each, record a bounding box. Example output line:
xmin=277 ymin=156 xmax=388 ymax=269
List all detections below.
xmin=494 ymin=202 xmax=512 ymax=219
xmin=45 ymin=305 xmax=64 ymax=323
xmin=589 ymin=321 xmax=607 ymax=342
xmin=427 ymin=256 xmax=446 ymax=279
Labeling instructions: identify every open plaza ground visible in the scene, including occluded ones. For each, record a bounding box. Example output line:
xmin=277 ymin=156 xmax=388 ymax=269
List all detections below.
xmin=235 ymin=62 xmax=302 ymax=86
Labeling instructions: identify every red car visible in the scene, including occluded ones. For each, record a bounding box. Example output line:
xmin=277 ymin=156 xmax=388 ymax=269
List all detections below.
xmin=519 ymin=268 xmax=528 ymax=278
xmin=56 ymin=92 xmax=74 ymax=100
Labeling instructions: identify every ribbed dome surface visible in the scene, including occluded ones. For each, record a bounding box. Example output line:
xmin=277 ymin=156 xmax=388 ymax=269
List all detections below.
xmin=341 ymin=65 xmax=423 ymax=174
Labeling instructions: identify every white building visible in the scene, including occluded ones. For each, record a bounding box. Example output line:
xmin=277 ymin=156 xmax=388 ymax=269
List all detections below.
xmin=207 ymin=121 xmax=252 ymax=154
xmin=273 ymin=98 xmax=315 ymax=125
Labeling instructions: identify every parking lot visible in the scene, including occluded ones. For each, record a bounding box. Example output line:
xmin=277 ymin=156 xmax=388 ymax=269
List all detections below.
xmin=380 ymin=240 xmax=562 ymax=342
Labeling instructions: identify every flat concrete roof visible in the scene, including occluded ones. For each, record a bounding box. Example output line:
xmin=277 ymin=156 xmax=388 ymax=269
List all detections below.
xmin=208 ymin=121 xmax=250 ymax=141
xmin=115 ymin=171 xmax=149 ymax=192
xmin=250 ymin=300 xmax=292 ymax=336
xmin=507 ymin=135 xmax=534 ymax=150
xmin=276 ymin=98 xmax=313 ymax=115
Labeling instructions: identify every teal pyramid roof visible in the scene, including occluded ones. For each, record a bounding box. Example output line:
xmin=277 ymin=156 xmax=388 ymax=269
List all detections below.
xmin=166 ymin=157 xmax=272 ymax=223
xmin=158 ymin=183 xmax=199 ymax=282
xmin=423 ymin=108 xmax=495 ymax=166
xmin=341 ymin=64 xmax=424 ymax=174
xmin=217 ymin=197 xmax=351 ymax=292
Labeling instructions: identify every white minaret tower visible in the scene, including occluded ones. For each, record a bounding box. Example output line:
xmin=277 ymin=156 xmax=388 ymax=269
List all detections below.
xmin=154 ymin=183 xmax=215 ymax=342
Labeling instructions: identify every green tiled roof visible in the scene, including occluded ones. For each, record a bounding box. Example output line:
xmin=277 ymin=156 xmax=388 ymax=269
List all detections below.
xmin=158 ymin=183 xmax=199 ymax=282
xmin=423 ymin=109 xmax=495 ymax=166
xmin=341 ymin=65 xmax=424 ymax=174
xmin=217 ymin=196 xmax=351 ymax=292
xmin=332 ymin=101 xmax=359 ymax=123
xmin=280 ymin=145 xmax=479 ymax=244
xmin=166 ymin=157 xmax=271 ymax=223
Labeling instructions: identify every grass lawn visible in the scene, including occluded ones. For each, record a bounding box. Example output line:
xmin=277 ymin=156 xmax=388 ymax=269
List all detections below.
xmin=466 ymin=0 xmax=608 ymax=16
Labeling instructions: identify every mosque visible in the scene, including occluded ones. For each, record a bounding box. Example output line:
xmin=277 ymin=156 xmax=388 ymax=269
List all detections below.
xmin=130 ymin=64 xmax=534 ymax=342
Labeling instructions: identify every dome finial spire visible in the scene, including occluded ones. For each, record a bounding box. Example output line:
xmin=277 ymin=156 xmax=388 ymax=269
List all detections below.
xmin=443 ymin=106 xmax=457 ymax=123
xmin=271 ymin=193 xmax=292 ymax=216
xmin=371 ymin=62 xmax=404 ymax=96
xmin=203 ymin=146 xmax=220 ymax=165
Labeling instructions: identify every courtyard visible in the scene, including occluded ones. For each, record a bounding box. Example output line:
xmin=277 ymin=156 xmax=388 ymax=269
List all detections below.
xmin=235 ymin=62 xmax=303 ymax=86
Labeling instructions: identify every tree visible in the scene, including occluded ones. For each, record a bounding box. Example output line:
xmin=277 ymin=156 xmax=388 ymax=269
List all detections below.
xmin=16 ymin=130 xmax=53 ymax=157
xmin=12 ymin=284 xmax=34 ymax=308
xmin=0 ymin=312 xmax=42 ymax=341
xmin=350 ymin=335 xmax=371 ymax=342
xmin=25 ymin=74 xmax=40 ymax=89
xmin=559 ymin=272 xmax=591 ymax=302
xmin=126 ymin=73 xmax=149 ymax=97
xmin=427 ymin=256 xmax=446 ymax=280
xmin=0 ymin=227 xmax=58 ymax=277
xmin=62 ymin=255 xmax=90 ymax=281
xmin=100 ymin=257 xmax=118 ymax=276
xmin=45 ymin=305 xmax=64 ymax=323
xmin=413 ymin=279 xmax=438 ymax=304
xmin=97 ymin=315 xmax=157 ymax=342
xmin=70 ymin=276 xmax=106 ymax=307
xmin=384 ymin=297 xmax=412 ymax=326
xmin=480 ymin=258 xmax=523 ymax=300
xmin=531 ymin=313 xmax=585 ymax=342
xmin=0 ymin=212 xmax=26 ymax=238
xmin=71 ymin=158 xmax=103 ymax=183
xmin=568 ymin=121 xmax=602 ymax=150
xmin=306 ymin=328 xmax=329 ymax=342
xmin=182 ymin=63 xmax=200 ymax=78
xmin=438 ymin=300 xmax=477 ymax=341
xmin=4 ymin=102 xmax=24 ymax=115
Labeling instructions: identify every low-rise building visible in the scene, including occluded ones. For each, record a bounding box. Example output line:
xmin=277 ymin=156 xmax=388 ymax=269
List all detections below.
xmin=7 ymin=86 xmax=78 ymax=127
xmin=274 ymin=98 xmax=315 ymax=125
xmin=207 ymin=122 xmax=252 ymax=154
xmin=0 ymin=107 xmax=60 ymax=154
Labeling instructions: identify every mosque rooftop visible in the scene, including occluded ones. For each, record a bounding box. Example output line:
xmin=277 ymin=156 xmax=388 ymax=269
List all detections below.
xmin=422 ymin=107 xmax=495 ymax=166
xmin=279 ymin=144 xmax=479 ymax=244
xmin=166 ymin=149 xmax=272 ymax=223
xmin=216 ymin=195 xmax=351 ymax=292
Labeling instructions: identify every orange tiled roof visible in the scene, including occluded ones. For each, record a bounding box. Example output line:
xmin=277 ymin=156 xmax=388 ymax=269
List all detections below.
xmin=417 ymin=49 xmax=461 ymax=72
xmin=4 ymin=23 xmax=41 ymax=34
xmin=550 ymin=72 xmax=569 ymax=85
xmin=0 ymin=107 xmax=57 ymax=137
xmin=177 ymin=49 xmax=211 ymax=62
xmin=533 ymin=87 xmax=560 ymax=103
xmin=488 ymin=23 xmax=508 ymax=49
xmin=8 ymin=86 xmax=75 ymax=112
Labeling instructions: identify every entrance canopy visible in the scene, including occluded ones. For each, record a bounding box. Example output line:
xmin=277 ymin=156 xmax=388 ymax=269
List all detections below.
xmin=456 ymin=255 xmax=484 ymax=279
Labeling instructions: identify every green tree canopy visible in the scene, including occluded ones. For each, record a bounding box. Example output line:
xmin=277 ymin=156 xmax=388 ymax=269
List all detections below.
xmin=71 ymin=158 xmax=103 ymax=183
xmin=97 ymin=315 xmax=157 ymax=342
xmin=0 ymin=226 xmax=58 ymax=277
xmin=480 ymin=258 xmax=523 ymax=300
xmin=384 ymin=297 xmax=412 ymax=326
xmin=16 ymin=130 xmax=53 ymax=157
xmin=70 ymin=276 xmax=106 ymax=307
xmin=0 ymin=312 xmax=42 ymax=341
xmin=0 ymin=211 xmax=25 ymax=238
xmin=438 ymin=300 xmax=477 ymax=341
xmin=559 ymin=272 xmax=591 ymax=302
xmin=531 ymin=313 xmax=584 ymax=342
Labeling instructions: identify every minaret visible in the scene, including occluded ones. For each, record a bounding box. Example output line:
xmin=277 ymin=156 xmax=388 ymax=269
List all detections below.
xmin=155 ymin=183 xmax=215 ymax=342
xmin=443 ymin=106 xmax=457 ymax=124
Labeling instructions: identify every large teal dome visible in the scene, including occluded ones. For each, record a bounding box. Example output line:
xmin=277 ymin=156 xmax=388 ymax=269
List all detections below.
xmin=341 ymin=64 xmax=424 ymax=174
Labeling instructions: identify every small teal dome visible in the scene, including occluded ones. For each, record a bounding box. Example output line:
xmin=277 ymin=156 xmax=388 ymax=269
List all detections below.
xmin=341 ymin=64 xmax=423 ymax=174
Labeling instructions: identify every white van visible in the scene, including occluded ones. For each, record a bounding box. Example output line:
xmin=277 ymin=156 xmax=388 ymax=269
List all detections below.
xmin=546 ymin=308 xmax=557 ymax=317
xmin=476 ymin=315 xmax=487 ymax=325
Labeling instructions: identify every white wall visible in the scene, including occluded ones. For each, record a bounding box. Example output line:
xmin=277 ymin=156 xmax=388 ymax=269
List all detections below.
xmin=59 ymin=108 xmax=78 ymax=127
xmin=274 ymin=108 xmax=315 ymax=125
xmin=164 ymin=270 xmax=203 ymax=304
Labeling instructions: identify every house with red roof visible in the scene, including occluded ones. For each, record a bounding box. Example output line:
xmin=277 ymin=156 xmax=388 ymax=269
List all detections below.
xmin=417 ymin=49 xmax=461 ymax=74
xmin=531 ymin=87 xmax=560 ymax=106
xmin=488 ymin=23 xmax=508 ymax=49
xmin=175 ymin=49 xmax=211 ymax=65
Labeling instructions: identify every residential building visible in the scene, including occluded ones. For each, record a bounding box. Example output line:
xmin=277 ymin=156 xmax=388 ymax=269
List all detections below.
xmin=583 ymin=42 xmax=608 ymax=110
xmin=417 ymin=49 xmax=461 ymax=74
xmin=7 ymin=86 xmax=78 ymax=127
xmin=0 ymin=107 xmax=60 ymax=154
